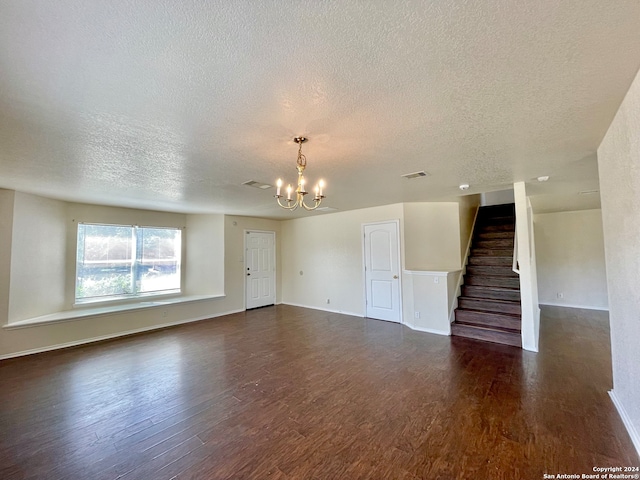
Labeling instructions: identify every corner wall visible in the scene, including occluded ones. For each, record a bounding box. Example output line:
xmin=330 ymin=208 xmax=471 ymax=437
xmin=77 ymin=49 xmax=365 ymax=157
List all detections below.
xmin=403 ymin=202 xmax=462 ymax=271
xmin=598 ymin=67 xmax=640 ymax=455
xmin=281 ymin=204 xmax=404 ymax=316
xmin=0 ymin=190 xmax=15 ymax=326
xmin=534 ymin=209 xmax=608 ymax=310
xmin=0 ymin=191 xmax=281 ymax=359
xmin=281 ymin=200 xmax=471 ymax=330
xmin=9 ymin=192 xmax=67 ymax=321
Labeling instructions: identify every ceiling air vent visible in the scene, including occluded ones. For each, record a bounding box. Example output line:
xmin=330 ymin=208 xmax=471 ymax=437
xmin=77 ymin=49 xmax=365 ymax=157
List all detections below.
xmin=242 ymin=180 xmax=272 ymax=189
xmin=401 ymin=171 xmax=429 ymax=179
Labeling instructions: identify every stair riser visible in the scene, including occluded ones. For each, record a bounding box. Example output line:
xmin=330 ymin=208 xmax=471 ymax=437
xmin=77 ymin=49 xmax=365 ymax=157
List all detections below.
xmin=474 ymin=239 xmax=514 ymax=249
xmin=468 ymin=256 xmax=512 ymax=266
xmin=455 ymin=310 xmax=522 ymax=330
xmin=465 ymin=275 xmax=520 ymax=288
xmin=458 ymin=298 xmax=521 ymax=315
xmin=462 ymin=286 xmax=520 ymax=302
xmin=479 ymin=224 xmax=515 ymax=232
xmin=477 ymin=217 xmax=515 ymax=226
xmin=451 ymin=323 xmax=522 ymax=347
xmin=478 ymin=205 xmax=515 ymax=217
xmin=471 ymin=249 xmax=513 ymax=257
xmin=477 ymin=231 xmax=514 ymax=240
xmin=466 ymin=266 xmax=518 ymax=277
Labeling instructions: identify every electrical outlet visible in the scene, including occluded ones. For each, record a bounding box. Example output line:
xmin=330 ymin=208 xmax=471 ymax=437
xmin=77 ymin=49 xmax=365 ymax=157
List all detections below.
xmin=162 ymin=310 xmax=168 ymax=318
xmin=557 ymin=292 xmax=564 ymax=299
xmin=414 ymin=311 xmax=420 ymax=319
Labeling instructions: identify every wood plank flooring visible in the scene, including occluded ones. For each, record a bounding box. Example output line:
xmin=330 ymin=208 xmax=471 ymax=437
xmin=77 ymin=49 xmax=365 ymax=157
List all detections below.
xmin=0 ymin=305 xmax=637 ymax=479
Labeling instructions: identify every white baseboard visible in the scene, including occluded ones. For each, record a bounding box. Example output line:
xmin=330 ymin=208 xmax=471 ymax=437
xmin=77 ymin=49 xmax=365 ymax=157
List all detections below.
xmin=609 ymin=390 xmax=640 ymax=459
xmin=539 ymin=302 xmax=609 ymax=312
xmin=0 ymin=309 xmax=244 ymax=361
xmin=281 ymin=302 xmax=362 ymax=318
xmin=404 ymin=322 xmax=450 ymax=336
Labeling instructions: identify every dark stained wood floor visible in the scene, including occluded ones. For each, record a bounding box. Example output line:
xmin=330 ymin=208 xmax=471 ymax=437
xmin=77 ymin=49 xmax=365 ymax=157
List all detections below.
xmin=0 ymin=305 xmax=637 ymax=479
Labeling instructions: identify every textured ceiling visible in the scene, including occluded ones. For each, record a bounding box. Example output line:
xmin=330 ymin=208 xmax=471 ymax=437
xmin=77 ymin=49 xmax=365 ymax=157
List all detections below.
xmin=1 ymin=1 xmax=639 ymax=218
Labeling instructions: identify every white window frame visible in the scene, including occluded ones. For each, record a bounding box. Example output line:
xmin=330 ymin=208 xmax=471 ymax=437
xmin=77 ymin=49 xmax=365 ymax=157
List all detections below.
xmin=75 ymin=223 xmax=182 ymax=305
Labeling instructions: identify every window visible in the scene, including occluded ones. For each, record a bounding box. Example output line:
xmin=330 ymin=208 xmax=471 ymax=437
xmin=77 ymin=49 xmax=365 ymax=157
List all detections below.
xmin=76 ymin=223 xmax=182 ymax=302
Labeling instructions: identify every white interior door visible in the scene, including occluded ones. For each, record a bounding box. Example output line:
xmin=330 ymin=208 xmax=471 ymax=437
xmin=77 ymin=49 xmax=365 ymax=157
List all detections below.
xmin=364 ymin=222 xmax=401 ymax=322
xmin=245 ymin=231 xmax=276 ymax=309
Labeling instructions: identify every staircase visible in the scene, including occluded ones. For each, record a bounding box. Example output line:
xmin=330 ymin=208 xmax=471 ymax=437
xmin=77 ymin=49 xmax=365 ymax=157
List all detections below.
xmin=451 ymin=203 xmax=522 ymax=347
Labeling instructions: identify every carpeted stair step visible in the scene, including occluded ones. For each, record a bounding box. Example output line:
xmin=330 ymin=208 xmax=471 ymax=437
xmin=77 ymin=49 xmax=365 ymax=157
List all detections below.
xmin=474 ymin=238 xmax=514 ymax=249
xmin=477 ymin=215 xmax=515 ymax=226
xmin=451 ymin=322 xmax=522 ymax=347
xmin=477 ymin=231 xmax=514 ymax=240
xmin=462 ymin=285 xmax=521 ymax=302
xmin=464 ymin=274 xmax=520 ymax=289
xmin=454 ymin=308 xmax=521 ymax=330
xmin=466 ymin=265 xmax=518 ymax=277
xmin=471 ymin=248 xmax=513 ymax=257
xmin=457 ymin=297 xmax=522 ymax=316
xmin=478 ymin=223 xmax=516 ymax=233
xmin=468 ymin=256 xmax=512 ymax=266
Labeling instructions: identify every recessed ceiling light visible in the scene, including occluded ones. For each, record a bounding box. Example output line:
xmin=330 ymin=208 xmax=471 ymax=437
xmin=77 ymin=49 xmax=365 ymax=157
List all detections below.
xmin=459 ymin=184 xmax=470 ymax=190
xmin=401 ymin=171 xmax=429 ymax=179
xmin=537 ymin=175 xmax=550 ymax=182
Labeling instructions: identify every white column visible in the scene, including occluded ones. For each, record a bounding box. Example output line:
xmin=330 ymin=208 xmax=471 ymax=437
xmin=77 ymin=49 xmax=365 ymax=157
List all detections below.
xmin=514 ymin=181 xmax=540 ymax=352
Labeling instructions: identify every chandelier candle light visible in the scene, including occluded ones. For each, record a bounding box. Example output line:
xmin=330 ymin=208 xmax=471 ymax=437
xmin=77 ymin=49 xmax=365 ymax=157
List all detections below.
xmin=275 ymin=137 xmax=325 ymax=211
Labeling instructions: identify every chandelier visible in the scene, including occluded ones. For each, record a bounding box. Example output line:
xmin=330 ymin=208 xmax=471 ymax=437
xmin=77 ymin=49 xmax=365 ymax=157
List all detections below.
xmin=275 ymin=137 xmax=325 ymax=211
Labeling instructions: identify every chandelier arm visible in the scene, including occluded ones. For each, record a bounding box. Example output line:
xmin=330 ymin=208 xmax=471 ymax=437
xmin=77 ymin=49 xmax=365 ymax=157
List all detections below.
xmin=300 ymin=197 xmax=323 ymax=211
xmin=276 ymin=197 xmax=299 ymax=210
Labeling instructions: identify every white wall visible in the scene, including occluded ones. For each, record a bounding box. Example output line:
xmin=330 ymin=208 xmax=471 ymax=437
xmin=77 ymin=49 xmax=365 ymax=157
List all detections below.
xmin=534 ymin=209 xmax=608 ymax=310
xmin=0 ymin=190 xmax=15 ymax=326
xmin=281 ymin=204 xmax=404 ymax=316
xmin=185 ymin=214 xmax=225 ymax=296
xmin=457 ymin=194 xmax=480 ymax=262
xmin=403 ymin=202 xmax=463 ymax=271
xmin=598 ymin=67 xmax=640 ymax=455
xmin=402 ymin=271 xmax=459 ymax=335
xmin=9 ymin=192 xmax=67 ymax=321
xmin=0 ymin=191 xmax=281 ymax=358
xmin=481 ymin=189 xmax=515 ymax=206
xmin=281 ymin=201 xmax=470 ymax=327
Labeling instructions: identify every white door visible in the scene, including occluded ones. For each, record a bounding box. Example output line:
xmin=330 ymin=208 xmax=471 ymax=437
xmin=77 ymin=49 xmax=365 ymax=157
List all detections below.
xmin=364 ymin=222 xmax=401 ymax=322
xmin=245 ymin=231 xmax=276 ymax=309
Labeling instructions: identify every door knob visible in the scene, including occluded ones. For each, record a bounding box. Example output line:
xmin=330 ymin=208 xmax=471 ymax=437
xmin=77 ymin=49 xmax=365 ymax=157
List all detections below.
xmin=247 ymin=273 xmax=251 ymax=276
xmin=393 ymin=275 xmax=398 ymax=279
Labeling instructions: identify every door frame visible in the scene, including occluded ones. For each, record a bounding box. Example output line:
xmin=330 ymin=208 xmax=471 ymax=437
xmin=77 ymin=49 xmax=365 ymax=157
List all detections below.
xmin=244 ymin=229 xmax=277 ymax=310
xmin=361 ymin=219 xmax=403 ymax=324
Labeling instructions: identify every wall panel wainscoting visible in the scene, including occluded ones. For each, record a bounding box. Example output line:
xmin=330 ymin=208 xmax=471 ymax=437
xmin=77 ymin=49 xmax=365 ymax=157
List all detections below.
xmin=0 ymin=305 xmax=637 ymax=479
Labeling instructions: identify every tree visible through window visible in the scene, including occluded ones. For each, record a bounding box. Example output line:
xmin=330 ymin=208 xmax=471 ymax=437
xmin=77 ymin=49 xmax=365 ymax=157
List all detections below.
xmin=76 ymin=223 xmax=181 ymax=301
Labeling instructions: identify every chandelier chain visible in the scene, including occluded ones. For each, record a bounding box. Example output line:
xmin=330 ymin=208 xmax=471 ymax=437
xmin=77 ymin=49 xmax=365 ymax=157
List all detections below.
xmin=297 ymin=139 xmax=306 ymax=168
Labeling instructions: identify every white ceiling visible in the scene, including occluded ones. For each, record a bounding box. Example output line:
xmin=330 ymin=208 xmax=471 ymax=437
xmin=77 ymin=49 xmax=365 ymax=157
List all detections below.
xmin=1 ymin=1 xmax=639 ymax=218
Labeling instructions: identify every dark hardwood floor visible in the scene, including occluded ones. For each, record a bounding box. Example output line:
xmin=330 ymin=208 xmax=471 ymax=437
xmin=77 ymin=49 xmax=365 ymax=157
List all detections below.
xmin=0 ymin=305 xmax=637 ymax=479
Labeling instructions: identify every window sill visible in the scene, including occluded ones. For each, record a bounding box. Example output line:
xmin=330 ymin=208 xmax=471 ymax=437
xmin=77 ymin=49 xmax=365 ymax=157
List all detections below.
xmin=73 ymin=290 xmax=182 ymax=308
xmin=3 ymin=294 xmax=225 ymax=330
